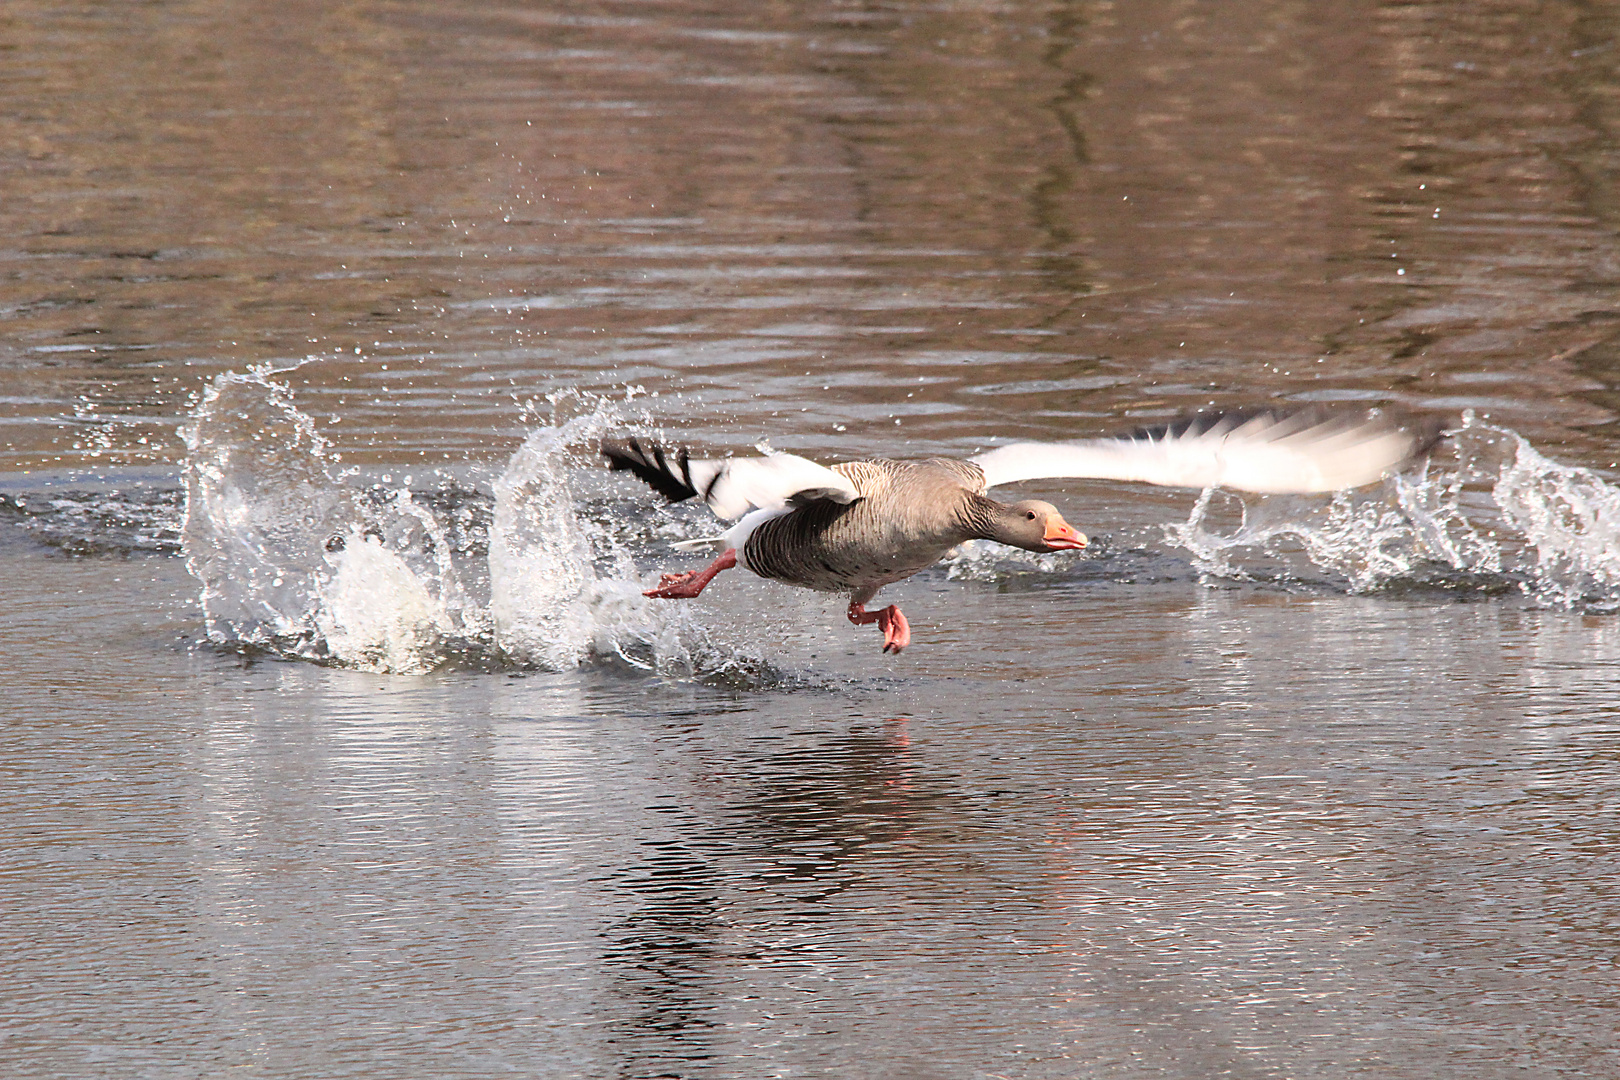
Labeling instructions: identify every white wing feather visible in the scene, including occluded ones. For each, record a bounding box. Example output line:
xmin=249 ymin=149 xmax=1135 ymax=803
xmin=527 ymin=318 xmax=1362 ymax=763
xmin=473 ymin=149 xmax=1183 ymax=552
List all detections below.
xmin=691 ymin=452 xmax=860 ymax=520
xmin=970 ymin=410 xmax=1430 ymax=494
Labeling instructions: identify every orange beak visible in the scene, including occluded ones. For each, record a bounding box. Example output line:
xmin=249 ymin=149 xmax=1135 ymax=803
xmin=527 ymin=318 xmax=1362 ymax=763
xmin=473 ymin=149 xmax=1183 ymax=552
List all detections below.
xmin=1043 ymin=518 xmax=1088 ymax=551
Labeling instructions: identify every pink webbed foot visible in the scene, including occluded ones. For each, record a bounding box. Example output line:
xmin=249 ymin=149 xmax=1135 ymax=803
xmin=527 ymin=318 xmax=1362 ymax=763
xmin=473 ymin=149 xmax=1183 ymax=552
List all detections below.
xmin=644 ymin=548 xmax=738 ymax=599
xmin=847 ymin=601 xmax=912 ymax=654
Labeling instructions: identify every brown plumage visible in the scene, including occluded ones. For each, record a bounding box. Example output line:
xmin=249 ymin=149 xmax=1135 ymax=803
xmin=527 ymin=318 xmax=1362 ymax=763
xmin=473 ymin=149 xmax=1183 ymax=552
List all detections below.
xmin=603 ymin=448 xmax=1084 ymax=654
xmin=743 ymin=459 xmax=1063 ymax=595
xmin=602 ymin=406 xmax=1441 ymax=654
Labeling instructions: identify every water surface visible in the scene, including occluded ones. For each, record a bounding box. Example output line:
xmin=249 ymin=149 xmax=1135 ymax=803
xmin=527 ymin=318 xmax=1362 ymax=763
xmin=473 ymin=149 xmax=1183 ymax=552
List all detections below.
xmin=5 ymin=2 xmax=1620 ymax=1077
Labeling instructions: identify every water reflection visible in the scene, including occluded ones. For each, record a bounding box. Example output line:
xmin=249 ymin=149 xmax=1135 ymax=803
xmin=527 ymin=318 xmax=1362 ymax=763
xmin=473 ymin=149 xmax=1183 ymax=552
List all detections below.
xmin=5 ymin=544 xmax=1620 ymax=1074
xmin=586 ymin=718 xmax=928 ymax=1069
xmin=8 ymin=0 xmax=1620 ymax=470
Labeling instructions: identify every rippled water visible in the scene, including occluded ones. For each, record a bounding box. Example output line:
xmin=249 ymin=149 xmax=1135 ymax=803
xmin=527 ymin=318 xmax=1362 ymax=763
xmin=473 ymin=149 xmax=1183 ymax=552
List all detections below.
xmin=7 ymin=2 xmax=1620 ymax=1077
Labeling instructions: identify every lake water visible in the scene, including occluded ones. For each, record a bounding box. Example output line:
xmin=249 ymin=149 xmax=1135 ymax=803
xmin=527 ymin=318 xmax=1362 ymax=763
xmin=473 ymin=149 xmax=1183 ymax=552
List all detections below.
xmin=6 ymin=2 xmax=1620 ymax=1077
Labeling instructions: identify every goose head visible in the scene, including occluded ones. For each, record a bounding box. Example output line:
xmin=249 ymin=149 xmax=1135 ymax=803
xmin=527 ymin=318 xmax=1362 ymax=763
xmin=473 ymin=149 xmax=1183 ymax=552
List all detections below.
xmin=988 ymin=499 xmax=1088 ymax=553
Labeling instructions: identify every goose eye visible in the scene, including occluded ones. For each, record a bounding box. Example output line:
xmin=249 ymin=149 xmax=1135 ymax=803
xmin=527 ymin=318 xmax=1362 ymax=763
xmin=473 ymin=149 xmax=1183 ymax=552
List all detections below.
xmin=1025 ymin=510 xmax=1037 ymax=521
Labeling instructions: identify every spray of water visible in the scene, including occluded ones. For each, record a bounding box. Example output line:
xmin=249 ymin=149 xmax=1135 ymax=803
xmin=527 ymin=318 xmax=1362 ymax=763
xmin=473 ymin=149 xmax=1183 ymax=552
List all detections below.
xmin=181 ymin=367 xmax=360 ymax=653
xmin=180 ymin=367 xmax=490 ymax=672
xmin=486 ymin=406 xmax=623 ymax=670
xmin=179 ymin=369 xmax=778 ymax=677
xmin=178 ymin=374 xmax=1620 ymax=675
xmin=1166 ymin=413 xmax=1620 ymax=611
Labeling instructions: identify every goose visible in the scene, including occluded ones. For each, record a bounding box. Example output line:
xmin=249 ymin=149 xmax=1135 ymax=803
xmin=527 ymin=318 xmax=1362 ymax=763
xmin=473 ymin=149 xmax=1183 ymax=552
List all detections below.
xmin=603 ymin=407 xmax=1442 ymax=653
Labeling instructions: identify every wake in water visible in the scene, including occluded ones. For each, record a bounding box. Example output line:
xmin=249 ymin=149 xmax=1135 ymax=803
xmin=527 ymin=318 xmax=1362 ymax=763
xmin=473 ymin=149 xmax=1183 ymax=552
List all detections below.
xmin=179 ymin=367 xmax=787 ymax=678
xmin=1164 ymin=413 xmax=1620 ymax=611
xmin=173 ymin=371 xmax=1620 ymax=675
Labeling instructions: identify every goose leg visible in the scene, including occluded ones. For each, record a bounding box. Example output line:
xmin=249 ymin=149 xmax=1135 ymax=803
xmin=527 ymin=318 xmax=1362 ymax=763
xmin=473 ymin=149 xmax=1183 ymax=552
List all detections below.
xmin=645 ymin=548 xmax=738 ymax=599
xmin=847 ymin=600 xmax=911 ymax=654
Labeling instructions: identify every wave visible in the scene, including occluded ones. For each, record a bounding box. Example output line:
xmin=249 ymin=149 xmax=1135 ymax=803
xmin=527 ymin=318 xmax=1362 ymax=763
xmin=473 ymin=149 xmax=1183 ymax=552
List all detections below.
xmin=0 ymin=481 xmax=182 ymax=556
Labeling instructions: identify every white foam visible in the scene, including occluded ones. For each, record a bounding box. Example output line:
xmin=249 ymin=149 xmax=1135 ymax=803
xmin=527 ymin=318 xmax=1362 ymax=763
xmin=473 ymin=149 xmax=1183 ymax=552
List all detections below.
xmin=487 ymin=412 xmax=604 ymax=670
xmin=1167 ymin=414 xmax=1620 ymax=611
xmin=315 ymin=529 xmax=452 ymax=674
xmin=179 ymin=370 xmax=774 ymax=676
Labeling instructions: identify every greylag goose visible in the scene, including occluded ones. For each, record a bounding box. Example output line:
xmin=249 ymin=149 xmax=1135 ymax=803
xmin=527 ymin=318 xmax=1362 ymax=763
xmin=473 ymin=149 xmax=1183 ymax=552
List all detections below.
xmin=603 ymin=408 xmax=1441 ymax=653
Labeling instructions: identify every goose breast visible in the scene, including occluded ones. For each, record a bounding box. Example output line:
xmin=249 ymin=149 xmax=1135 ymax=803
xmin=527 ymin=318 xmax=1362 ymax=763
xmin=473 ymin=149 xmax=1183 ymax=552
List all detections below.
xmin=741 ymin=458 xmax=987 ymax=593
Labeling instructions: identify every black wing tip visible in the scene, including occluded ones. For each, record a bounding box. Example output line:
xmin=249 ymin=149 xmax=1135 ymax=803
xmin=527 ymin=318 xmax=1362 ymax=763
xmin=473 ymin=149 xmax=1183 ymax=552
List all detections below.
xmin=600 ymin=436 xmax=699 ymax=503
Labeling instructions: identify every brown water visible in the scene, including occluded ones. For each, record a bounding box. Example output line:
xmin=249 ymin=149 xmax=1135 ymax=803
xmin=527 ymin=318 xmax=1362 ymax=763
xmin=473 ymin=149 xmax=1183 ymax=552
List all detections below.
xmin=6 ymin=2 xmax=1620 ymax=1077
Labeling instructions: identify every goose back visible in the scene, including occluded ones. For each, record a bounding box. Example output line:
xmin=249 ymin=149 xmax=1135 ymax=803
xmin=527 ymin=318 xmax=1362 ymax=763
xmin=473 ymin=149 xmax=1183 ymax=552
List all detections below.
xmin=743 ymin=458 xmax=989 ymax=593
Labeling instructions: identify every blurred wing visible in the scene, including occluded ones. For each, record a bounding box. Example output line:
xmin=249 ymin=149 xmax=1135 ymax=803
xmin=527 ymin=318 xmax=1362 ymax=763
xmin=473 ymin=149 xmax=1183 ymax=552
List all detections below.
xmin=602 ymin=437 xmax=860 ymax=520
xmin=970 ymin=408 xmax=1440 ymax=495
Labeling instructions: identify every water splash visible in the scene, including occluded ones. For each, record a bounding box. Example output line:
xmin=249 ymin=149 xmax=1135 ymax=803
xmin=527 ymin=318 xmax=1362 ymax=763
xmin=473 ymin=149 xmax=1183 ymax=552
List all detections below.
xmin=943 ymin=539 xmax=1068 ymax=581
xmin=487 ymin=408 xmax=608 ymax=669
xmin=181 ymin=367 xmax=363 ymax=654
xmin=1489 ymin=424 xmax=1620 ymax=607
xmin=1167 ymin=414 xmax=1620 ymax=611
xmin=179 ymin=367 xmax=510 ymax=671
xmin=178 ymin=368 xmax=781 ymax=679
xmin=315 ymin=527 xmax=455 ymax=671
xmin=482 ymin=395 xmax=783 ymax=678
xmin=173 ymin=376 xmax=1620 ymax=675
xmin=311 ymin=485 xmax=484 ymax=673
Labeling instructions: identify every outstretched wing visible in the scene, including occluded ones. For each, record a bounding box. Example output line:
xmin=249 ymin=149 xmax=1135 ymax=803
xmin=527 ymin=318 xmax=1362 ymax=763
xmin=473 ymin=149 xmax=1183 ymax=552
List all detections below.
xmin=602 ymin=436 xmax=861 ymax=520
xmin=970 ymin=408 xmax=1442 ymax=495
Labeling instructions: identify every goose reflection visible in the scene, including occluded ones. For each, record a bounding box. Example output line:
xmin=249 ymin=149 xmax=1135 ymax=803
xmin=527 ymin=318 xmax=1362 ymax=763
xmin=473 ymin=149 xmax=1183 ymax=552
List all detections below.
xmin=594 ymin=718 xmax=935 ymax=1071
